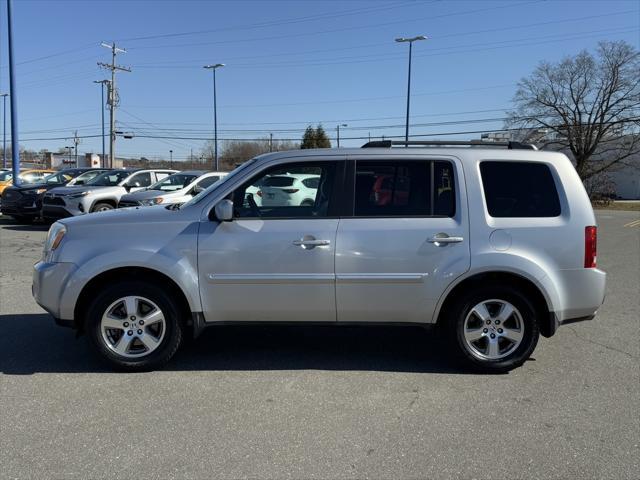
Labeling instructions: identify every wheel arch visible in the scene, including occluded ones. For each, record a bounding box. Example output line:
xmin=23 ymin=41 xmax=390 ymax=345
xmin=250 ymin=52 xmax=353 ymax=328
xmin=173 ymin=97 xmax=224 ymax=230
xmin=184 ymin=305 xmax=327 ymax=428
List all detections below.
xmin=434 ymin=270 xmax=558 ymax=338
xmin=73 ymin=266 xmax=192 ymax=332
xmin=90 ymin=197 xmax=117 ymax=211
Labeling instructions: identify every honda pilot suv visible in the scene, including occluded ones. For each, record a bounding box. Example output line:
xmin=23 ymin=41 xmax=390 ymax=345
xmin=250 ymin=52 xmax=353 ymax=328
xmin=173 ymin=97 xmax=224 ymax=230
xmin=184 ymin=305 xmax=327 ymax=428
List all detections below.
xmin=33 ymin=141 xmax=606 ymax=372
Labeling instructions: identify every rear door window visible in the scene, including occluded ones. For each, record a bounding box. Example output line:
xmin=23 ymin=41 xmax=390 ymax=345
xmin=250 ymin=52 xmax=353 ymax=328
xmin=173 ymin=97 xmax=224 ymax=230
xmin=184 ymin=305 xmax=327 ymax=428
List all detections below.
xmin=480 ymin=161 xmax=561 ymax=217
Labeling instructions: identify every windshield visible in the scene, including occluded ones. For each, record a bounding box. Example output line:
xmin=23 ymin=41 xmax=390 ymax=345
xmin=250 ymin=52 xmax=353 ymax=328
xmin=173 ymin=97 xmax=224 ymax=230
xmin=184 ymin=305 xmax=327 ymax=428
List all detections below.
xmin=0 ymin=171 xmax=13 ymax=182
xmin=181 ymin=158 xmax=258 ymax=208
xmin=87 ymin=170 xmax=132 ymax=186
xmin=44 ymin=171 xmax=74 ymax=184
xmin=149 ymin=173 xmax=198 ymax=191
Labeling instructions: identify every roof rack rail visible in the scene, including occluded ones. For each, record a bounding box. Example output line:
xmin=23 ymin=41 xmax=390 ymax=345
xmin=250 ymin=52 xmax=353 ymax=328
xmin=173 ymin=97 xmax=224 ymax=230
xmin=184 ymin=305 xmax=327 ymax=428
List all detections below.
xmin=361 ymin=140 xmax=538 ymax=150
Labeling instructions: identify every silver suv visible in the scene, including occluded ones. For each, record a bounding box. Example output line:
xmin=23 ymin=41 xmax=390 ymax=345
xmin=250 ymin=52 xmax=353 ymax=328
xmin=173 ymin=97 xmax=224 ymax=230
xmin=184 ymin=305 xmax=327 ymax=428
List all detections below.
xmin=42 ymin=168 xmax=177 ymax=219
xmin=33 ymin=141 xmax=606 ymax=372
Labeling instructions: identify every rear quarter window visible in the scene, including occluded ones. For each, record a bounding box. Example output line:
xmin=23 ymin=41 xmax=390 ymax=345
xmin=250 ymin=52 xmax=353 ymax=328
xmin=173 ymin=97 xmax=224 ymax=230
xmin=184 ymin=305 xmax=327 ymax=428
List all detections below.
xmin=480 ymin=161 xmax=561 ymax=217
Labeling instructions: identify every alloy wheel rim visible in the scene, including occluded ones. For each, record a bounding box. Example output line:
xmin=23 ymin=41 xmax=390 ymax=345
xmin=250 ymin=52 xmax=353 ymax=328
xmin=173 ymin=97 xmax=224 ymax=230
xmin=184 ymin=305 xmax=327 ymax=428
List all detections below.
xmin=100 ymin=296 xmax=166 ymax=358
xmin=463 ymin=299 xmax=524 ymax=360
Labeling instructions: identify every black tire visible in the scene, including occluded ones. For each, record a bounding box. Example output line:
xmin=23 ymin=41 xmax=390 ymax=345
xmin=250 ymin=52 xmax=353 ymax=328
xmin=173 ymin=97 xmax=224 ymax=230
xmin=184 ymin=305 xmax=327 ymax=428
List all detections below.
xmin=85 ymin=281 xmax=183 ymax=372
xmin=91 ymin=202 xmax=114 ymax=213
xmin=445 ymin=285 xmax=540 ymax=373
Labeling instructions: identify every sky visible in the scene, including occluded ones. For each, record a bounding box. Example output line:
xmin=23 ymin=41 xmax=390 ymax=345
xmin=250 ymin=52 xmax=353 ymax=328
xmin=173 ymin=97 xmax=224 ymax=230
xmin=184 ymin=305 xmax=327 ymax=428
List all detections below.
xmin=0 ymin=0 xmax=638 ymax=162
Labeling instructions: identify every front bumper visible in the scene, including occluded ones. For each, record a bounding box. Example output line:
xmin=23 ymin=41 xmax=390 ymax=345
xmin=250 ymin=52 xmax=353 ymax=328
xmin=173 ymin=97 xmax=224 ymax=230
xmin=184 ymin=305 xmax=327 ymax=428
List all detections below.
xmin=41 ymin=205 xmax=74 ymax=219
xmin=1 ymin=196 xmax=42 ymax=217
xmin=33 ymin=261 xmax=78 ymax=321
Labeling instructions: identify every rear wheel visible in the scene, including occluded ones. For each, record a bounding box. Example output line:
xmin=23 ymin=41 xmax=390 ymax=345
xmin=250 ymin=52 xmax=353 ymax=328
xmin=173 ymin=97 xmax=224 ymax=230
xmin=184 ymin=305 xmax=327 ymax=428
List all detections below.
xmin=91 ymin=202 xmax=114 ymax=213
xmin=85 ymin=281 xmax=183 ymax=371
xmin=446 ymin=285 xmax=540 ymax=373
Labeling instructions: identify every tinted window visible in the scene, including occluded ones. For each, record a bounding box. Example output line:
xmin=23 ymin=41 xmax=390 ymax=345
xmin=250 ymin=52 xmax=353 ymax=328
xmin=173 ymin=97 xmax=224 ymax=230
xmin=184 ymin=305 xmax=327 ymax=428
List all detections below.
xmin=433 ymin=161 xmax=455 ymax=217
xmin=233 ymin=163 xmax=336 ymax=219
xmin=263 ymin=176 xmax=295 ymax=187
xmin=354 ymin=161 xmax=431 ymax=216
xmin=88 ymin=170 xmax=131 ymax=186
xmin=197 ymin=176 xmax=220 ymax=189
xmin=480 ymin=162 xmax=561 ymax=217
xmin=128 ymin=172 xmax=152 ymax=187
xmin=149 ymin=173 xmax=197 ymax=191
xmin=302 ymin=177 xmax=320 ymax=189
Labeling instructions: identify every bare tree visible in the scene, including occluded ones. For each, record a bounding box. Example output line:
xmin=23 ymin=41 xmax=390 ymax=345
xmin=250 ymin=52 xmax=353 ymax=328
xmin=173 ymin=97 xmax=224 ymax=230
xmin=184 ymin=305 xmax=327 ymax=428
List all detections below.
xmin=201 ymin=138 xmax=299 ymax=171
xmin=508 ymin=41 xmax=640 ymax=180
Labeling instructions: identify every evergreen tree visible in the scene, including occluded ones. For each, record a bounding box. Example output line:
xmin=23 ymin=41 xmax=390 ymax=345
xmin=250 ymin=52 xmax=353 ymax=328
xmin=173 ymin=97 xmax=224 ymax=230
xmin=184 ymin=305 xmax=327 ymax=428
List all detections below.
xmin=315 ymin=124 xmax=332 ymax=148
xmin=301 ymin=126 xmax=317 ymax=149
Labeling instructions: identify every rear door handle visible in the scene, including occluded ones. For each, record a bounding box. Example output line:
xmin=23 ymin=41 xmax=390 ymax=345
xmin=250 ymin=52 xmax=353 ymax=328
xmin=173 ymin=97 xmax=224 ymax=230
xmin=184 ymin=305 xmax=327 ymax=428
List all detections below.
xmin=293 ymin=236 xmax=331 ymax=250
xmin=428 ymin=233 xmax=464 ymax=246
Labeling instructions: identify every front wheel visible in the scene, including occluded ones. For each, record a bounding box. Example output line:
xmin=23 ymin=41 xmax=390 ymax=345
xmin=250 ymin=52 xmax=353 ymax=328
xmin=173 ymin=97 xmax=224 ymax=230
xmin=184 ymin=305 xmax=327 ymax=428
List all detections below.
xmin=85 ymin=281 xmax=183 ymax=371
xmin=91 ymin=202 xmax=114 ymax=213
xmin=446 ymin=285 xmax=540 ymax=373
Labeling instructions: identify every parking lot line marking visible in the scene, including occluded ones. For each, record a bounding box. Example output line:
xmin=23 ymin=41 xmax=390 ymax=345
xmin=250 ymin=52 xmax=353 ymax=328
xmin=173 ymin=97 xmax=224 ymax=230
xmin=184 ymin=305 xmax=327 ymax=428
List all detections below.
xmin=623 ymin=219 xmax=640 ymax=227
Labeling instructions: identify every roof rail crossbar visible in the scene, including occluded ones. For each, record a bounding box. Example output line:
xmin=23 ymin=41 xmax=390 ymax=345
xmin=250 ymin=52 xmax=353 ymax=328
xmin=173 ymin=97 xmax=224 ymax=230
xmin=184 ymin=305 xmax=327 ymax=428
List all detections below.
xmin=361 ymin=140 xmax=537 ymax=150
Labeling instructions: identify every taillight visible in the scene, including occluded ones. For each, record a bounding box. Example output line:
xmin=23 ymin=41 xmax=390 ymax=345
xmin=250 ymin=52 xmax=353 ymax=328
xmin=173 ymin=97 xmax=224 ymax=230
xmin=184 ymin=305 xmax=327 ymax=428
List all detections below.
xmin=282 ymin=188 xmax=299 ymax=194
xmin=585 ymin=226 xmax=597 ymax=268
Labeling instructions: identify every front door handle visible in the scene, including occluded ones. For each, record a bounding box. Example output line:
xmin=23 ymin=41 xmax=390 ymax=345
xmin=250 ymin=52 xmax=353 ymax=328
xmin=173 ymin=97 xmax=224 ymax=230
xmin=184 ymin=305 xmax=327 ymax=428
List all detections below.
xmin=428 ymin=233 xmax=464 ymax=246
xmin=293 ymin=235 xmax=331 ymax=250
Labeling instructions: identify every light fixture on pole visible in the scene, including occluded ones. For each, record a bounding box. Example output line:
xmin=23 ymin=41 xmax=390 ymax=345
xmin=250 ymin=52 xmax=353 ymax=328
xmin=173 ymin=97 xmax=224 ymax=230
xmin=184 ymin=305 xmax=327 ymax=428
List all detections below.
xmin=203 ymin=63 xmax=224 ymax=171
xmin=93 ymin=80 xmax=110 ymax=167
xmin=395 ymin=35 xmax=427 ymax=144
xmin=336 ymin=124 xmax=347 ymax=148
xmin=0 ymin=93 xmax=8 ymax=169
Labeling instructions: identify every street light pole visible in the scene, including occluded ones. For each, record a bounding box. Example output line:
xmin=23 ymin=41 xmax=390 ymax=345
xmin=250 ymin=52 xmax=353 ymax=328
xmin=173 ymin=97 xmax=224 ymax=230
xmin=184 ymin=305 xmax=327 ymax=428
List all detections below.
xmin=336 ymin=123 xmax=347 ymax=148
xmin=203 ymin=64 xmax=224 ymax=171
xmin=169 ymin=149 xmax=173 ymax=169
xmin=1 ymin=94 xmax=7 ymax=169
xmin=395 ymin=35 xmax=427 ymax=143
xmin=7 ymin=0 xmax=21 ymax=184
xmin=94 ymin=80 xmax=109 ymax=167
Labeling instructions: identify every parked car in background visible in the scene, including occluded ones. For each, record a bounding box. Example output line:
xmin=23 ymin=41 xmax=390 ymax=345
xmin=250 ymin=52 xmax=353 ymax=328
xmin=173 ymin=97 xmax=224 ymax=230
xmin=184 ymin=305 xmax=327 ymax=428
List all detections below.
xmin=0 ymin=168 xmax=110 ymax=222
xmin=258 ymin=173 xmax=320 ymax=207
xmin=42 ymin=168 xmax=176 ymax=219
xmin=0 ymin=168 xmax=55 ymax=195
xmin=118 ymin=171 xmax=227 ymax=208
xmin=33 ymin=142 xmax=606 ymax=372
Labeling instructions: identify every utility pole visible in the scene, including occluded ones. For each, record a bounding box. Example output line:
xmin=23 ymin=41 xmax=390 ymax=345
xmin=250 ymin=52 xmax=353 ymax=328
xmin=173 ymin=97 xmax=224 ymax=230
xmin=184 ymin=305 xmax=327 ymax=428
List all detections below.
xmin=7 ymin=0 xmax=20 ymax=184
xmin=72 ymin=130 xmax=80 ymax=167
xmin=1 ymin=94 xmax=7 ymax=169
xmin=269 ymin=133 xmax=273 ymax=152
xmin=93 ymin=80 xmax=110 ymax=167
xmin=98 ymin=43 xmax=130 ymax=168
xmin=169 ymin=149 xmax=173 ymax=169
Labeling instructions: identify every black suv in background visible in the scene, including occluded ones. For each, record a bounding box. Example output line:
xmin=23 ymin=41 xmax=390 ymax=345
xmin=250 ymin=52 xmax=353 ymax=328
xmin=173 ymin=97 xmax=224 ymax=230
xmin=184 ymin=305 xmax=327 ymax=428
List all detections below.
xmin=1 ymin=168 xmax=110 ymax=223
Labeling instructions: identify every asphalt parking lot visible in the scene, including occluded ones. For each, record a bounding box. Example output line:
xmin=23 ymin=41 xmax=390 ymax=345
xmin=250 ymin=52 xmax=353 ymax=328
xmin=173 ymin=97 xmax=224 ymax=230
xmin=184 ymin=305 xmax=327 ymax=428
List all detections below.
xmin=0 ymin=210 xmax=638 ymax=479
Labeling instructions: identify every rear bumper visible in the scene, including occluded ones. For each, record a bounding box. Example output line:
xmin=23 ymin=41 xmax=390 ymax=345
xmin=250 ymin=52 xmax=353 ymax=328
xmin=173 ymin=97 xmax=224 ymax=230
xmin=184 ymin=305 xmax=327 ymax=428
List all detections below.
xmin=541 ymin=268 xmax=606 ymax=337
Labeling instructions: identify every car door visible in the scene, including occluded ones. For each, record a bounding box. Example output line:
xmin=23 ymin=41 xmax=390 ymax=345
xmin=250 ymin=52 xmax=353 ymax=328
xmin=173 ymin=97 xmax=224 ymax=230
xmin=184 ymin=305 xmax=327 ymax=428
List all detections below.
xmin=198 ymin=160 xmax=343 ymax=323
xmin=335 ymin=157 xmax=470 ymax=323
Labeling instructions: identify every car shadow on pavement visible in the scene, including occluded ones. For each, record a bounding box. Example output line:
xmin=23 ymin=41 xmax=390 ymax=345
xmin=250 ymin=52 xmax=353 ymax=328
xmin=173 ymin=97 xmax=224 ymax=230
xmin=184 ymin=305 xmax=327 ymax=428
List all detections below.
xmin=0 ymin=314 xmax=471 ymax=375
xmin=0 ymin=216 xmax=50 ymax=232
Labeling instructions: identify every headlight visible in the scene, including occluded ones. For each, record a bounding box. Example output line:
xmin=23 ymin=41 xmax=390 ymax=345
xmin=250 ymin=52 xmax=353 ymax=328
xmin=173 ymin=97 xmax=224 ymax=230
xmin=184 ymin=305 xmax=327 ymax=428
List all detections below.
xmin=141 ymin=197 xmax=164 ymax=206
xmin=43 ymin=222 xmax=67 ymax=260
xmin=69 ymin=191 xmax=90 ymax=198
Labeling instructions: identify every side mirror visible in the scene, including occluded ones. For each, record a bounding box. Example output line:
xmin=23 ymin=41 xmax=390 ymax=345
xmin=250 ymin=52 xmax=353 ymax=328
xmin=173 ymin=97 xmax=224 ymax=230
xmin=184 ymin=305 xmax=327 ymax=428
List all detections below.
xmin=192 ymin=184 xmax=204 ymax=196
xmin=214 ymin=199 xmax=233 ymax=222
xmin=74 ymin=179 xmax=85 ymax=185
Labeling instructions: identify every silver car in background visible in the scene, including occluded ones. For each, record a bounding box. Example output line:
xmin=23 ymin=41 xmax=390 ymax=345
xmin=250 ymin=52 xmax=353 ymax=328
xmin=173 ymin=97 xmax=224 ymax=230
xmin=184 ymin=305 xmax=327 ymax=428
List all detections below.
xmin=33 ymin=142 xmax=606 ymax=373
xmin=118 ymin=171 xmax=227 ymax=208
xmin=42 ymin=168 xmax=177 ymax=219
